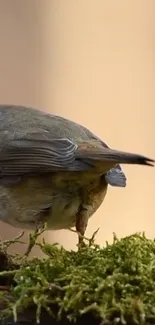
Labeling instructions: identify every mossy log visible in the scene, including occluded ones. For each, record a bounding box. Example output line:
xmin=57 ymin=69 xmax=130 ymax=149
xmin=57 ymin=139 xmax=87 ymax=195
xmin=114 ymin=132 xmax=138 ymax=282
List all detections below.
xmin=0 ymin=228 xmax=155 ymax=325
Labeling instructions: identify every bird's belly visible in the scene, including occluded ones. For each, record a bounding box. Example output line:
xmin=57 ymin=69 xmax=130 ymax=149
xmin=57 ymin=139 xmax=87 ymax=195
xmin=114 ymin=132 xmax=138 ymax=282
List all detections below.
xmin=46 ymin=178 xmax=108 ymax=230
xmin=46 ymin=195 xmax=81 ymax=230
xmin=0 ymin=174 xmax=108 ymax=231
xmin=2 ymin=192 xmax=82 ymax=230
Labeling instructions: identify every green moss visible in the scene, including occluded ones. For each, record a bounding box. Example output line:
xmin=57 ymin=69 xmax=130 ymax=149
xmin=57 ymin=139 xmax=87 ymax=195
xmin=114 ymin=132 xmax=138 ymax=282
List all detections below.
xmin=0 ymin=229 xmax=155 ymax=324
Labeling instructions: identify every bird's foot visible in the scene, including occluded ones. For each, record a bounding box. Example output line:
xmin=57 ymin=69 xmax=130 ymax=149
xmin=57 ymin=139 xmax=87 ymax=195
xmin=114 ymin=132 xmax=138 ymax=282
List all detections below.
xmin=68 ymin=226 xmax=100 ymax=249
xmin=77 ymin=234 xmax=87 ymax=249
xmin=68 ymin=227 xmax=86 ymax=249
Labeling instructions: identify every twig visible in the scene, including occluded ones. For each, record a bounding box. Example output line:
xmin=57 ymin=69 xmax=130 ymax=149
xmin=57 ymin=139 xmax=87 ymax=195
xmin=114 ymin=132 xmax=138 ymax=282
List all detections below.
xmin=24 ymin=223 xmax=47 ymax=258
xmin=0 ymin=231 xmax=25 ymax=251
xmin=68 ymin=227 xmax=100 ymax=247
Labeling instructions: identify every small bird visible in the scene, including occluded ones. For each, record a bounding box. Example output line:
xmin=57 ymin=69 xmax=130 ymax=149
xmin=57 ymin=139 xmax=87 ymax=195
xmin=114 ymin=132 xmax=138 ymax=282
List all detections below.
xmin=0 ymin=105 xmax=154 ymax=246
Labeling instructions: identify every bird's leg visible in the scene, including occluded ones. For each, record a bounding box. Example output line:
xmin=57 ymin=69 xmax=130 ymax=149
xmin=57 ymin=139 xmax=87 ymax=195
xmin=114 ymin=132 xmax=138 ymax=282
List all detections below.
xmin=75 ymin=177 xmax=108 ymax=249
xmin=76 ymin=208 xmax=88 ymax=249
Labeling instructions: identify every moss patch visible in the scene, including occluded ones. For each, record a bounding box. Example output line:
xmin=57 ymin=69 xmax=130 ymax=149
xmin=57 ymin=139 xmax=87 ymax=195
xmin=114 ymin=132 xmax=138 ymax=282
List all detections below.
xmin=0 ymin=228 xmax=155 ymax=324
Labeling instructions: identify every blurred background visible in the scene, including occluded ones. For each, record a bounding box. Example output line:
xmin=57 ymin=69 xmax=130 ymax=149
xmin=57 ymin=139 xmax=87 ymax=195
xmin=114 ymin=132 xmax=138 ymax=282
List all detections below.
xmin=0 ymin=0 xmax=154 ymax=254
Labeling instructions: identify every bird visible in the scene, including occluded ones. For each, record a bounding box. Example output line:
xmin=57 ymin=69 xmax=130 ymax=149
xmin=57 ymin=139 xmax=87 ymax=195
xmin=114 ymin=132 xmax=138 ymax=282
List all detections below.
xmin=0 ymin=104 xmax=153 ymax=247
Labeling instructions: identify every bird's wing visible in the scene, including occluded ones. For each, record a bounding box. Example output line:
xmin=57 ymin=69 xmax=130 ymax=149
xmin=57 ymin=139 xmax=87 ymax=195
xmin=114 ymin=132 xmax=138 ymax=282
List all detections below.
xmin=0 ymin=132 xmax=82 ymax=177
xmin=0 ymin=133 xmax=153 ymax=187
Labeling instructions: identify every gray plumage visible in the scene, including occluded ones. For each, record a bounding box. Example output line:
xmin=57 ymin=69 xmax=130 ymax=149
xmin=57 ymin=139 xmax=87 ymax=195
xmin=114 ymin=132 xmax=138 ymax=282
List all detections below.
xmin=0 ymin=105 xmax=153 ymax=235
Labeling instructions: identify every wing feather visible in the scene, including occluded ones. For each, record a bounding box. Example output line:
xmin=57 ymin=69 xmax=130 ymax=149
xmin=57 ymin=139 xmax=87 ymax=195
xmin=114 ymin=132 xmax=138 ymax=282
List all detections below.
xmin=0 ymin=132 xmax=78 ymax=176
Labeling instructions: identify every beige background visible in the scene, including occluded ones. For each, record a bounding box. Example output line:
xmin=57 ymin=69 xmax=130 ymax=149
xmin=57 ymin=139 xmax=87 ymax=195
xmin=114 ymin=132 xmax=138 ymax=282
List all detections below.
xmin=0 ymin=0 xmax=154 ymax=254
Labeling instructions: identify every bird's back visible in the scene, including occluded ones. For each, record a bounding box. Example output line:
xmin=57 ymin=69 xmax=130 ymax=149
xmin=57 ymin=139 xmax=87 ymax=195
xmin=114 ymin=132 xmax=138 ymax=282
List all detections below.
xmin=0 ymin=105 xmax=101 ymax=143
